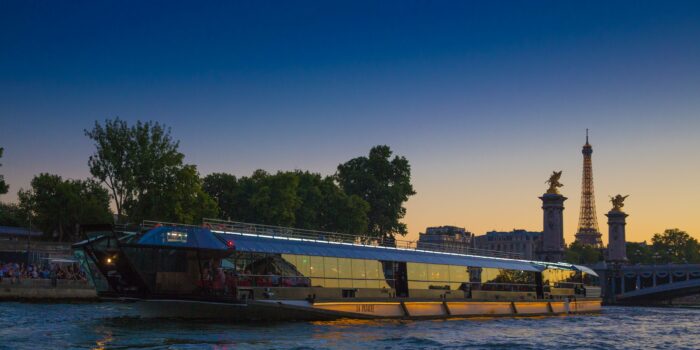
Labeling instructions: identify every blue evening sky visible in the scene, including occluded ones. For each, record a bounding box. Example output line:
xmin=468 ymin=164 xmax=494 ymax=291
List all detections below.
xmin=2 ymin=1 xmax=700 ymax=240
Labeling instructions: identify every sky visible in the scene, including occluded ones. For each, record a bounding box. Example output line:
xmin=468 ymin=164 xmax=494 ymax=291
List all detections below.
xmin=1 ymin=1 xmax=699 ymax=244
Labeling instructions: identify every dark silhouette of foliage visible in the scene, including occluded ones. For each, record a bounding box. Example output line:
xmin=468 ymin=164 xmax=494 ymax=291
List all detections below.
xmin=626 ymin=241 xmax=654 ymax=264
xmin=202 ymin=172 xmax=239 ymax=220
xmin=17 ymin=173 xmax=112 ymax=242
xmin=626 ymin=229 xmax=700 ymax=264
xmin=128 ymin=164 xmax=218 ymax=224
xmin=203 ymin=170 xmax=369 ymax=235
xmin=85 ymin=118 xmax=217 ymax=224
xmin=564 ymin=241 xmax=603 ymax=264
xmin=651 ymin=229 xmax=700 ymax=263
xmin=0 ymin=147 xmax=8 ymax=195
xmin=84 ymin=119 xmax=133 ymax=220
xmin=0 ymin=202 xmax=27 ymax=227
xmin=336 ymin=145 xmax=416 ymax=243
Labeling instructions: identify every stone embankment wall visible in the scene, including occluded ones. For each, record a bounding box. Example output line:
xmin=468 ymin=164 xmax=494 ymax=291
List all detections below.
xmin=0 ymin=279 xmax=97 ymax=300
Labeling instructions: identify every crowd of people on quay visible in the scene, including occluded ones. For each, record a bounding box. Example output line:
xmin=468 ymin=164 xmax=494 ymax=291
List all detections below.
xmin=0 ymin=261 xmax=87 ymax=283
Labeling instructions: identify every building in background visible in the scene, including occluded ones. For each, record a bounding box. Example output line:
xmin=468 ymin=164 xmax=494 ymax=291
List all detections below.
xmin=473 ymin=229 xmax=543 ymax=260
xmin=417 ymin=226 xmax=473 ymax=253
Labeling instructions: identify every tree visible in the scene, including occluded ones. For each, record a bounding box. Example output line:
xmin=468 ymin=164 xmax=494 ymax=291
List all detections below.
xmin=17 ymin=173 xmax=112 ymax=242
xmin=290 ymin=171 xmax=369 ymax=234
xmin=564 ymin=241 xmax=603 ymax=264
xmin=202 ymin=173 xmax=239 ymax=220
xmin=85 ymin=118 xmax=217 ymax=224
xmin=292 ymin=171 xmax=324 ymax=230
xmin=651 ymin=229 xmax=700 ymax=264
xmin=0 ymin=202 xmax=27 ymax=227
xmin=625 ymin=230 xmax=700 ymax=264
xmin=0 ymin=147 xmax=8 ymax=195
xmin=84 ymin=119 xmax=132 ymax=220
xmin=316 ymin=175 xmax=369 ymax=235
xmin=626 ymin=241 xmax=654 ymax=265
xmin=336 ymin=145 xmax=416 ymax=243
xmin=129 ymin=165 xmax=218 ymax=224
xmin=202 ymin=170 xmax=369 ymax=234
xmin=249 ymin=171 xmax=301 ymax=227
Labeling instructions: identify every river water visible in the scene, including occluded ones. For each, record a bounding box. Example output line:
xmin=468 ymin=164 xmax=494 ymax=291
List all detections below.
xmin=0 ymin=302 xmax=698 ymax=349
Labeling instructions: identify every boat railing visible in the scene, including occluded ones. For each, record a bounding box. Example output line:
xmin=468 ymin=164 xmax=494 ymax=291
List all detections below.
xmin=140 ymin=219 xmax=523 ymax=259
xmin=201 ymin=218 xmax=523 ymax=260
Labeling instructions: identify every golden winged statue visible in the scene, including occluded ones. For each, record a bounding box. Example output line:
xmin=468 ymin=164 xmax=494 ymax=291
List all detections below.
xmin=610 ymin=194 xmax=629 ymax=211
xmin=545 ymin=171 xmax=563 ymax=194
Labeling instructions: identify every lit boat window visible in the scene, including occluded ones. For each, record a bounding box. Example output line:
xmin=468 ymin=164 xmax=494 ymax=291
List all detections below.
xmin=166 ymin=231 xmax=188 ymax=243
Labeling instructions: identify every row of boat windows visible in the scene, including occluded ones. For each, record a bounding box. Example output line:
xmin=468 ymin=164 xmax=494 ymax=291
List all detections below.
xmin=227 ymin=253 xmax=392 ymax=289
xmin=229 ymin=252 xmax=596 ymax=289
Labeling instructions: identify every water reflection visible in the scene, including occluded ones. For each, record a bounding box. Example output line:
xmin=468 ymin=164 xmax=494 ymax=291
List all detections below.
xmin=92 ymin=331 xmax=113 ymax=350
xmin=310 ymin=319 xmax=392 ymax=344
xmin=1 ymin=303 xmax=699 ymax=349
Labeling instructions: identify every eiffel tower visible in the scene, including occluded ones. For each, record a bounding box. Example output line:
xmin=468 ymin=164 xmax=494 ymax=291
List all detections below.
xmin=574 ymin=129 xmax=603 ymax=247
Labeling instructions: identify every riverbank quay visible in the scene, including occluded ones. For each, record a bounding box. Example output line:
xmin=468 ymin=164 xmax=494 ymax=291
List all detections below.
xmin=0 ymin=279 xmax=97 ymax=301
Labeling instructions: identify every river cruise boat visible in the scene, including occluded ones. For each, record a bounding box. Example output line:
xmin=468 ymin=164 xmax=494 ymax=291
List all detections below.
xmin=73 ymin=219 xmax=602 ymax=320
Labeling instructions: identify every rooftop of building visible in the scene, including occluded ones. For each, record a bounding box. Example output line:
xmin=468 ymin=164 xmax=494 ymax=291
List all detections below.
xmin=421 ymin=226 xmax=472 ymax=239
xmin=473 ymin=229 xmax=542 ymax=242
xmin=482 ymin=229 xmax=542 ymax=236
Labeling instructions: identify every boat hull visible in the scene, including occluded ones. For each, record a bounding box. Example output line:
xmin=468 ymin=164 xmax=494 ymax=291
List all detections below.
xmin=132 ymin=298 xmax=602 ymax=320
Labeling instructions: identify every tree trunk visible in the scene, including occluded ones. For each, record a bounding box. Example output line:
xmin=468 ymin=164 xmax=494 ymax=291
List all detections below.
xmin=58 ymin=224 xmax=64 ymax=242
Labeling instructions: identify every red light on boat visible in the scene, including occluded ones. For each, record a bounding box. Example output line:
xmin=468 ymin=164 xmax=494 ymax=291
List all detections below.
xmin=227 ymin=240 xmax=235 ymax=248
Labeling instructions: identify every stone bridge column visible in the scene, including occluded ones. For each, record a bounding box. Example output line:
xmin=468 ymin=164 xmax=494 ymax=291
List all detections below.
xmin=539 ymin=193 xmax=566 ymax=262
xmin=621 ymin=275 xmax=625 ymax=294
xmin=606 ymin=208 xmax=628 ymax=263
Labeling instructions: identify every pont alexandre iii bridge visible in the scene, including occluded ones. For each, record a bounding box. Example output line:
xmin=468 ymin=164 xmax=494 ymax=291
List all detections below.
xmin=588 ymin=200 xmax=700 ymax=305
xmin=537 ymin=174 xmax=700 ymax=306
xmin=589 ymin=200 xmax=700 ymax=305
xmin=595 ymin=263 xmax=700 ymax=305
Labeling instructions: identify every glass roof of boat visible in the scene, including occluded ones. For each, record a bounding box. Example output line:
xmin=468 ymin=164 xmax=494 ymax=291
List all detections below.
xmin=216 ymin=230 xmax=544 ymax=272
xmin=133 ymin=226 xmax=598 ymax=276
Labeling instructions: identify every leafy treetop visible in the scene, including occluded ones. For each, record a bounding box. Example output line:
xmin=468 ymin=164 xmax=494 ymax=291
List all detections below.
xmin=336 ymin=145 xmax=416 ymax=243
xmin=203 ymin=170 xmax=369 ymax=235
xmin=17 ymin=173 xmax=112 ymax=242
xmin=0 ymin=147 xmax=8 ymax=195
xmin=85 ymin=118 xmax=216 ymax=224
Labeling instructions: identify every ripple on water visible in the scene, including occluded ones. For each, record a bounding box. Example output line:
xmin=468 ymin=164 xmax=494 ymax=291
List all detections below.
xmin=381 ymin=336 xmax=444 ymax=347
